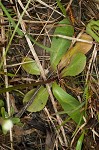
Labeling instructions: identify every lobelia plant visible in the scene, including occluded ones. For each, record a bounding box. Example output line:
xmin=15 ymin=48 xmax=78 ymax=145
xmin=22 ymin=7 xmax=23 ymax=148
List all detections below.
xmin=21 ymin=18 xmax=93 ymax=126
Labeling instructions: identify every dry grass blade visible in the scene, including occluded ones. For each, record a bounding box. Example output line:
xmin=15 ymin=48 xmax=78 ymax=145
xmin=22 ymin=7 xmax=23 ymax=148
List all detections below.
xmin=35 ymin=0 xmax=65 ymax=17
xmin=53 ymin=34 xmax=94 ymax=44
xmin=86 ymin=44 xmax=98 ymax=83
xmin=17 ymin=0 xmax=31 ymax=18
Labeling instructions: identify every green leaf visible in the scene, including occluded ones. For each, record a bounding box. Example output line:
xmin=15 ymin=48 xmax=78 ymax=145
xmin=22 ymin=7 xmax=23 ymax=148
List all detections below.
xmin=59 ymin=33 xmax=93 ymax=71
xmin=10 ymin=106 xmax=15 ymax=116
xmin=12 ymin=117 xmax=20 ymax=124
xmin=23 ymin=88 xmax=35 ymax=103
xmin=52 ymin=82 xmax=84 ymax=124
xmin=0 ymin=100 xmax=4 ymax=108
xmin=50 ymin=18 xmax=74 ymax=70
xmin=1 ymin=107 xmax=6 ymax=119
xmin=7 ymin=73 xmax=16 ymax=77
xmin=76 ymin=131 xmax=85 ymax=150
xmin=0 ymin=71 xmax=16 ymax=77
xmin=23 ymin=86 xmax=49 ymax=112
xmin=61 ymin=53 xmax=86 ymax=77
xmin=22 ymin=57 xmax=40 ymax=75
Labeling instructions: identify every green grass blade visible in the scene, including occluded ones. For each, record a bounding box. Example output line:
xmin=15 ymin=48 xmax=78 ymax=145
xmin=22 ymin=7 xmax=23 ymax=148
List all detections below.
xmin=76 ymin=131 xmax=85 ymax=150
xmin=56 ymin=0 xmax=66 ymax=16
xmin=27 ymin=34 xmax=51 ymax=52
xmin=0 ymin=2 xmax=23 ymax=36
xmin=0 ymin=0 xmax=31 ymax=69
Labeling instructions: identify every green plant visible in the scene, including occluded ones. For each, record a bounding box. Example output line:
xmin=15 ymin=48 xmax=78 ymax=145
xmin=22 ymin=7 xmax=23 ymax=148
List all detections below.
xmin=20 ymin=20 xmax=92 ymax=125
xmin=0 ymin=100 xmax=21 ymax=134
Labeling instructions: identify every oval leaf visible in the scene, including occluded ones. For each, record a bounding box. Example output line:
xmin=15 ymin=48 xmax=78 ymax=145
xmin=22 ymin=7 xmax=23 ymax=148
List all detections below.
xmin=23 ymin=86 xmax=49 ymax=112
xmin=73 ymin=33 xmax=93 ymax=54
xmin=61 ymin=53 xmax=86 ymax=77
xmin=52 ymin=82 xmax=84 ymax=124
xmin=12 ymin=117 xmax=20 ymax=124
xmin=50 ymin=18 xmax=74 ymax=70
xmin=22 ymin=57 xmax=40 ymax=75
xmin=23 ymin=89 xmax=35 ymax=103
xmin=59 ymin=33 xmax=93 ymax=70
